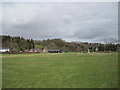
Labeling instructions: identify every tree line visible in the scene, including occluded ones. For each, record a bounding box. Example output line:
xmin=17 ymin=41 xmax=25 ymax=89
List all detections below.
xmin=1 ymin=35 xmax=34 ymax=52
xmin=1 ymin=35 xmax=119 ymax=53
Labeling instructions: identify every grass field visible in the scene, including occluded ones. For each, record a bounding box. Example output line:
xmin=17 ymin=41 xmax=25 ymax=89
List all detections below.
xmin=2 ymin=52 xmax=118 ymax=88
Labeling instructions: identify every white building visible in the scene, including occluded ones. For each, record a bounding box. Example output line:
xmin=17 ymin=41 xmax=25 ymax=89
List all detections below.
xmin=0 ymin=48 xmax=10 ymax=52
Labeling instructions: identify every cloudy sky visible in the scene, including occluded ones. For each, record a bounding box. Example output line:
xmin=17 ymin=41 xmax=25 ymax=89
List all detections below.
xmin=2 ymin=2 xmax=118 ymax=42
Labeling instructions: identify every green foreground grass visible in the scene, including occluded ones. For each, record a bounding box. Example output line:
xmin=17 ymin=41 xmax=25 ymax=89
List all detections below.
xmin=2 ymin=53 xmax=118 ymax=88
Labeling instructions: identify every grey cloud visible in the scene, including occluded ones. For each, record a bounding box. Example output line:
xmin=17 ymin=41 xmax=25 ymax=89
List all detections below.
xmin=2 ymin=2 xmax=118 ymax=42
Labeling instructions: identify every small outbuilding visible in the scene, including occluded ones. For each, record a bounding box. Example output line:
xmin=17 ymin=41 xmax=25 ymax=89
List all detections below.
xmin=47 ymin=50 xmax=67 ymax=53
xmin=29 ymin=49 xmax=43 ymax=53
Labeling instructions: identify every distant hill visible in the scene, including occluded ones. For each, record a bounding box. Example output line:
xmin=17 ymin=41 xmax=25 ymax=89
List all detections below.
xmin=34 ymin=38 xmax=96 ymax=52
xmin=35 ymin=45 xmax=45 ymax=49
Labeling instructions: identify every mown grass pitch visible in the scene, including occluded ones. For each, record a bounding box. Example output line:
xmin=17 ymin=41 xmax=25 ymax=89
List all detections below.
xmin=2 ymin=52 xmax=118 ymax=88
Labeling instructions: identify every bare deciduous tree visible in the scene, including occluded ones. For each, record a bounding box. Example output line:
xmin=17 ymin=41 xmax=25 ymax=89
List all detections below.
xmin=104 ymin=38 xmax=118 ymax=45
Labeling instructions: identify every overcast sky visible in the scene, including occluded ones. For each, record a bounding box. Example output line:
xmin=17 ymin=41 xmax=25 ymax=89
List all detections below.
xmin=2 ymin=2 xmax=118 ymax=42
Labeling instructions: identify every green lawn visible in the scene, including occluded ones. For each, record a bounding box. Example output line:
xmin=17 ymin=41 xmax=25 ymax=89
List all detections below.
xmin=2 ymin=53 xmax=118 ymax=88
